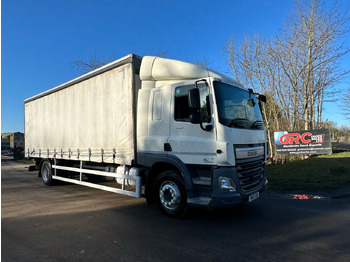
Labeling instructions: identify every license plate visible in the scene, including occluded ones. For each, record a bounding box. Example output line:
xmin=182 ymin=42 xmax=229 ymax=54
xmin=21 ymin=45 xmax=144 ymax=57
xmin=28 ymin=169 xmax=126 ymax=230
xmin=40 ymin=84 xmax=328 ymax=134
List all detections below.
xmin=249 ymin=192 xmax=259 ymax=202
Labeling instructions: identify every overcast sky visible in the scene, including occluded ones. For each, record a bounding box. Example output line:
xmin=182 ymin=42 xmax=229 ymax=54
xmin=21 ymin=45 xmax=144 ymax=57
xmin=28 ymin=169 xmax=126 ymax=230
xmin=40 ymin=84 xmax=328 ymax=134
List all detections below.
xmin=2 ymin=0 xmax=350 ymax=132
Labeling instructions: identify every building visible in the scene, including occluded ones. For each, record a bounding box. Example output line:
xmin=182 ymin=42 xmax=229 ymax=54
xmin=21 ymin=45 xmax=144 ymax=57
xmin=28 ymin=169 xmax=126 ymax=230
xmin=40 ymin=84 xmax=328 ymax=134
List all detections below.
xmin=1 ymin=132 xmax=24 ymax=150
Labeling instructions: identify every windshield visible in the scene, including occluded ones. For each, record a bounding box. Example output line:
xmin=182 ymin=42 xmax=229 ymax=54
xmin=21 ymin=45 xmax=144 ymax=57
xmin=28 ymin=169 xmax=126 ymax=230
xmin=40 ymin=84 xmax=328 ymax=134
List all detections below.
xmin=214 ymin=81 xmax=264 ymax=130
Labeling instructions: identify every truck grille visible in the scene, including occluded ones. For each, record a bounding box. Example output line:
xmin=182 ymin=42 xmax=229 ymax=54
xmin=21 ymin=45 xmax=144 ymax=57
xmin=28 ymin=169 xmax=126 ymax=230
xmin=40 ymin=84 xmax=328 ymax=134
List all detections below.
xmin=236 ymin=159 xmax=265 ymax=192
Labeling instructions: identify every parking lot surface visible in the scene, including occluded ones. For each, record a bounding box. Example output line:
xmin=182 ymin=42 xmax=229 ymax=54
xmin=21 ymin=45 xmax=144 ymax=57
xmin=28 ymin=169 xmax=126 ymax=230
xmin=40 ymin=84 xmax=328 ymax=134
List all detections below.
xmin=2 ymin=159 xmax=350 ymax=261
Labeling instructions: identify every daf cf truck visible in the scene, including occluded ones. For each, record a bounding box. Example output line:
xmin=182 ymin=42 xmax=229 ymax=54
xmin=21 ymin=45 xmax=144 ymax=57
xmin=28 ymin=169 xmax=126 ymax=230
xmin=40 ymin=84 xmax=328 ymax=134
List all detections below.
xmin=25 ymin=54 xmax=268 ymax=217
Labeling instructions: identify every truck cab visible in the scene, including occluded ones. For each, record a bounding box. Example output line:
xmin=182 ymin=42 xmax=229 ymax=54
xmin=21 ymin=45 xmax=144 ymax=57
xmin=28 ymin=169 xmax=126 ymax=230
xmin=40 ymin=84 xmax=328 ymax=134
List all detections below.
xmin=137 ymin=56 xmax=268 ymax=217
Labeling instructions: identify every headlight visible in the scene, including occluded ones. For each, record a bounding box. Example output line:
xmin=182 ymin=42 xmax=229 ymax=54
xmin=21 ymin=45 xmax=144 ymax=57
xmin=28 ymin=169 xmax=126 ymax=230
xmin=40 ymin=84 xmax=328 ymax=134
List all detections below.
xmin=218 ymin=176 xmax=236 ymax=192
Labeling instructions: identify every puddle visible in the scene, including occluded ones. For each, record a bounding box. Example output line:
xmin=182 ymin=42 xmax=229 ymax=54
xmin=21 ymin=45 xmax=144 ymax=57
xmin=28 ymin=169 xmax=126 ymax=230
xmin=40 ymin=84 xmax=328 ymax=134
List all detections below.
xmin=289 ymin=194 xmax=327 ymax=200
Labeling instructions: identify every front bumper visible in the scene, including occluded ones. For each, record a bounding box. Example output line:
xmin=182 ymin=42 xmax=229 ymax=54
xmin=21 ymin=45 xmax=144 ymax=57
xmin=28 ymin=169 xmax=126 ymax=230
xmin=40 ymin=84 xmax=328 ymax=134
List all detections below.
xmin=187 ymin=165 xmax=267 ymax=209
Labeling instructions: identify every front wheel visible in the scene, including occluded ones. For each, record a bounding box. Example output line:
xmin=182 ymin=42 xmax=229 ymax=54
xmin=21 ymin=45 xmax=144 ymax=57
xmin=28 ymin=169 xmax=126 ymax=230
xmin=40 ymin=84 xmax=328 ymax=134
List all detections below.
xmin=154 ymin=170 xmax=188 ymax=218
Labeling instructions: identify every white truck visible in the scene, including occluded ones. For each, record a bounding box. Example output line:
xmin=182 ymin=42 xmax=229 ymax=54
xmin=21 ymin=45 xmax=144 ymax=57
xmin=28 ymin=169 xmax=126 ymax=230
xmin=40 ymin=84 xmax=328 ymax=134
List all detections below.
xmin=25 ymin=54 xmax=268 ymax=217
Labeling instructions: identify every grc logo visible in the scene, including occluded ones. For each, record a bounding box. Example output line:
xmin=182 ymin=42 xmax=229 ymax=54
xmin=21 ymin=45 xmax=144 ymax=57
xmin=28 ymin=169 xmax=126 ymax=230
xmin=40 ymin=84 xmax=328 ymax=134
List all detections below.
xmin=280 ymin=132 xmax=312 ymax=144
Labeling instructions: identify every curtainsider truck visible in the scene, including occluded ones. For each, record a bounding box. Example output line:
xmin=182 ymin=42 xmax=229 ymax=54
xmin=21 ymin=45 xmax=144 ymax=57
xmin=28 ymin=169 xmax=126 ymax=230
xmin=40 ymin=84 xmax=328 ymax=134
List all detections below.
xmin=25 ymin=54 xmax=268 ymax=217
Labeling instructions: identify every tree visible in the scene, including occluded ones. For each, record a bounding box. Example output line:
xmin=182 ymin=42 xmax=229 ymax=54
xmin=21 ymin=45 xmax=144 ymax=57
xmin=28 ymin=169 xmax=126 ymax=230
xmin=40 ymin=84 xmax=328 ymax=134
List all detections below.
xmin=196 ymin=57 xmax=209 ymax=68
xmin=225 ymin=0 xmax=350 ymax=161
xmin=155 ymin=50 xmax=167 ymax=58
xmin=73 ymin=51 xmax=169 ymax=73
xmin=342 ymin=87 xmax=350 ymax=121
xmin=72 ymin=53 xmax=114 ymax=73
xmin=284 ymin=0 xmax=350 ymax=129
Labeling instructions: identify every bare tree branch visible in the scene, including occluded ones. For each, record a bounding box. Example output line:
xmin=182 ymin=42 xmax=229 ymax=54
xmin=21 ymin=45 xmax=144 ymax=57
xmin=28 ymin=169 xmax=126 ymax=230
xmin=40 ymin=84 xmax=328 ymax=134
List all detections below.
xmin=224 ymin=0 xmax=350 ymax=161
xmin=72 ymin=53 xmax=114 ymax=73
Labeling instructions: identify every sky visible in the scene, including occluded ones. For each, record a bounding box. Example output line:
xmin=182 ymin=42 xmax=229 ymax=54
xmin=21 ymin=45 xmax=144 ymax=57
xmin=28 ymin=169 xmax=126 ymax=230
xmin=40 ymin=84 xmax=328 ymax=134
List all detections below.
xmin=2 ymin=0 xmax=350 ymax=133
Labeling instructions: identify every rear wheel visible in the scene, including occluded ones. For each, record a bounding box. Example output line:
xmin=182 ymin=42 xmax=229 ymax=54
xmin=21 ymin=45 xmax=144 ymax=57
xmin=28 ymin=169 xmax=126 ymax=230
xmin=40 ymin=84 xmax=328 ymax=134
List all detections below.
xmin=41 ymin=160 xmax=54 ymax=186
xmin=154 ymin=170 xmax=188 ymax=218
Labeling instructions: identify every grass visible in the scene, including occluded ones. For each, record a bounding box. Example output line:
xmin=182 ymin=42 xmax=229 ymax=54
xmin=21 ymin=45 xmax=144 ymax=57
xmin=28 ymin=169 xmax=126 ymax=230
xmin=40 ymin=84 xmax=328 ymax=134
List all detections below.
xmin=267 ymin=149 xmax=350 ymax=192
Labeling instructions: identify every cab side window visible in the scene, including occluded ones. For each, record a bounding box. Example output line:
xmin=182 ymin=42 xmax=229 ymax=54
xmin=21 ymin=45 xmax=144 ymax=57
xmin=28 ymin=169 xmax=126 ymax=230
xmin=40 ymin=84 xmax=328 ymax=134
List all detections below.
xmin=174 ymin=85 xmax=194 ymax=122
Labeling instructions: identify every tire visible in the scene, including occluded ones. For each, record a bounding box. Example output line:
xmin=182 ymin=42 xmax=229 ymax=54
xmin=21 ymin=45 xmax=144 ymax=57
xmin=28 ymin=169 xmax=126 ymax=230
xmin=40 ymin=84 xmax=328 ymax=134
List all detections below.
xmin=41 ymin=160 xmax=54 ymax=186
xmin=154 ymin=170 xmax=188 ymax=218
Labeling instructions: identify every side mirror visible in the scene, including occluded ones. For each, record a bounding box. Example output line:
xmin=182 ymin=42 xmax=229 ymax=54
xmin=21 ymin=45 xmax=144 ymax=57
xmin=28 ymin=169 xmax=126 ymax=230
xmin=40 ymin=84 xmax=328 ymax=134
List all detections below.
xmin=188 ymin=88 xmax=200 ymax=111
xmin=259 ymin=94 xmax=267 ymax=103
xmin=189 ymin=112 xmax=201 ymax=124
xmin=190 ymin=113 xmax=213 ymax=130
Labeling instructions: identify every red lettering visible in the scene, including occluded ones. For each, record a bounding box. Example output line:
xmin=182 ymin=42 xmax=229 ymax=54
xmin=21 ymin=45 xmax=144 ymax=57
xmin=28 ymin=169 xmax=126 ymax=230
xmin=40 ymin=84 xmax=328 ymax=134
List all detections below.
xmin=280 ymin=133 xmax=301 ymax=144
xmin=301 ymin=132 xmax=312 ymax=143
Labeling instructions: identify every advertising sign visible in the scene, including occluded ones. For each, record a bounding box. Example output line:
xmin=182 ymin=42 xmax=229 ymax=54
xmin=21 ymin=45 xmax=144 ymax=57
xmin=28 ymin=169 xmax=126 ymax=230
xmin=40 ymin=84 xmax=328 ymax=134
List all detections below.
xmin=274 ymin=129 xmax=332 ymax=155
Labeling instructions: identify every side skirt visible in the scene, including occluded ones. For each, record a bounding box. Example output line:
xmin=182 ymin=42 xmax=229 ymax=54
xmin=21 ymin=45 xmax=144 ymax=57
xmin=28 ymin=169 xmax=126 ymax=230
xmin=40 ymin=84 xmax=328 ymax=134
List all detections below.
xmin=52 ymin=162 xmax=142 ymax=198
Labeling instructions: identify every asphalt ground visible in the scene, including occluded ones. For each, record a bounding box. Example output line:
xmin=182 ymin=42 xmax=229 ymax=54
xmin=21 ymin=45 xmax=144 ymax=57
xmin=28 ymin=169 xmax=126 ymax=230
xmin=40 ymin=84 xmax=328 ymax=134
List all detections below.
xmin=2 ymin=158 xmax=350 ymax=262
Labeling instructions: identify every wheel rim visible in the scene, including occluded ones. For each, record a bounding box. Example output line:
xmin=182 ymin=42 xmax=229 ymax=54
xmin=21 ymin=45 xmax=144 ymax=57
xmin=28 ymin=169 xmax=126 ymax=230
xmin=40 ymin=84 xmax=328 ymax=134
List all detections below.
xmin=159 ymin=181 xmax=181 ymax=210
xmin=42 ymin=165 xmax=50 ymax=182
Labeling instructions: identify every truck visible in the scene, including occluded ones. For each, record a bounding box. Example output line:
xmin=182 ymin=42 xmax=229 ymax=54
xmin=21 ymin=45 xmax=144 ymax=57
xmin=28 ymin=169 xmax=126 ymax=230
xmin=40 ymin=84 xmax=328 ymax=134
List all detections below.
xmin=25 ymin=54 xmax=268 ymax=217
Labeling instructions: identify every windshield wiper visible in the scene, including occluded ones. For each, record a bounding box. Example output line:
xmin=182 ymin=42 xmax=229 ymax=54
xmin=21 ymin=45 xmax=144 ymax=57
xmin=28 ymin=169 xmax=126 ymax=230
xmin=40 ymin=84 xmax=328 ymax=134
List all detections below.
xmin=228 ymin=118 xmax=248 ymax=127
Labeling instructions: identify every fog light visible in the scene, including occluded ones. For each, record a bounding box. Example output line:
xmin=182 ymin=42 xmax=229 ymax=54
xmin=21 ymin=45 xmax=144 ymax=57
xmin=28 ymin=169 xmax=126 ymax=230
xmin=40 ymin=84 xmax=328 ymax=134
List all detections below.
xmin=218 ymin=176 xmax=236 ymax=192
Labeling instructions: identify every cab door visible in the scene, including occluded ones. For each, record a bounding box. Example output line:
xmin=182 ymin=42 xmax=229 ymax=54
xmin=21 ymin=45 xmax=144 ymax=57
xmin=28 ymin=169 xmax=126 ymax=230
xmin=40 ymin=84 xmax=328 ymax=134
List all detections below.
xmin=167 ymin=79 xmax=217 ymax=165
